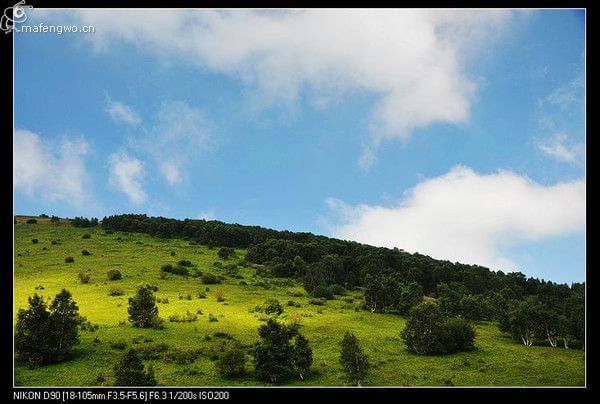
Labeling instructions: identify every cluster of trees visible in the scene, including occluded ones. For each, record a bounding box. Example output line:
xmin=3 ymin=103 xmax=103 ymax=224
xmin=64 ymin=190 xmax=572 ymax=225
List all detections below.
xmin=71 ymin=217 xmax=99 ymax=228
xmin=15 ymin=290 xmax=82 ymax=366
xmin=401 ymin=301 xmax=475 ymax=355
xmin=96 ymin=214 xmax=585 ymax=350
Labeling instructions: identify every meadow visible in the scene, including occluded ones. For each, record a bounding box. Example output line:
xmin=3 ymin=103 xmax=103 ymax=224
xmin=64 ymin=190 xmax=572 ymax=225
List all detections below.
xmin=13 ymin=217 xmax=585 ymax=386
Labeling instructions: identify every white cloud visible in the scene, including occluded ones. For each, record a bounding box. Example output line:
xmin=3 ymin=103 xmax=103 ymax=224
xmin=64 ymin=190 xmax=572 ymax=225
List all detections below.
xmin=14 ymin=129 xmax=91 ymax=207
xmin=108 ymin=152 xmax=146 ymax=204
xmin=536 ymin=133 xmax=584 ymax=164
xmin=326 ymin=166 xmax=585 ymax=272
xmin=37 ymin=9 xmax=514 ymax=167
xmin=130 ymin=101 xmax=213 ymax=185
xmin=106 ymin=99 xmax=142 ymax=126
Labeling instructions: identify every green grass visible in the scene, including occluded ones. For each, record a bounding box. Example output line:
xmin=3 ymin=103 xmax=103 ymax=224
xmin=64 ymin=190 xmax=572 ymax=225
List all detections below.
xmin=13 ymin=216 xmax=585 ymax=386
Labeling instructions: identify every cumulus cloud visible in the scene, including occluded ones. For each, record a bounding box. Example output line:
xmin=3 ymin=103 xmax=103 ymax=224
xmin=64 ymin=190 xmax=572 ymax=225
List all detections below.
xmin=326 ymin=166 xmax=585 ymax=272
xmin=36 ymin=9 xmax=514 ymax=167
xmin=536 ymin=133 xmax=584 ymax=164
xmin=106 ymin=99 xmax=142 ymax=126
xmin=108 ymin=152 xmax=146 ymax=204
xmin=14 ymin=129 xmax=91 ymax=207
xmin=130 ymin=101 xmax=213 ymax=185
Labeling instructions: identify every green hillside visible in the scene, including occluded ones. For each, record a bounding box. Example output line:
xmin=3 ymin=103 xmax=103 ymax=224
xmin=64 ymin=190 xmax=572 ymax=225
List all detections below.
xmin=13 ymin=216 xmax=584 ymax=386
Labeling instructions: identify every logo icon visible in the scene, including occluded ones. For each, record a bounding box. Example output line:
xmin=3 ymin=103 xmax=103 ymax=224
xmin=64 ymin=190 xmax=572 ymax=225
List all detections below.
xmin=1 ymin=1 xmax=33 ymax=34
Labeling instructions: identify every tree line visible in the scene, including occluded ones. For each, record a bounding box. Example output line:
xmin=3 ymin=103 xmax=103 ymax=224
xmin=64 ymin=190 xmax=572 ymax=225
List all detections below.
xmin=95 ymin=214 xmax=585 ymax=349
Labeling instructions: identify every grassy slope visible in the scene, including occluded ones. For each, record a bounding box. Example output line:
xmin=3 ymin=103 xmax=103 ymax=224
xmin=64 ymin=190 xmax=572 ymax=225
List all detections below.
xmin=13 ymin=217 xmax=585 ymax=386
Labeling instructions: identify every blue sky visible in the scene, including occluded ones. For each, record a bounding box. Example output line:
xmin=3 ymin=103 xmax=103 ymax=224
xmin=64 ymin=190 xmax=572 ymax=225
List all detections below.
xmin=14 ymin=9 xmax=585 ymax=283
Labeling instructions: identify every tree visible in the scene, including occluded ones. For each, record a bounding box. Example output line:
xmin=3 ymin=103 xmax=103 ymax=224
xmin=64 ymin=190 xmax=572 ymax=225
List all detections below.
xmin=506 ymin=298 xmax=542 ymax=346
xmin=15 ymin=290 xmax=82 ymax=366
xmin=401 ymin=301 xmax=475 ymax=355
xmin=292 ymin=334 xmax=313 ymax=380
xmin=128 ymin=284 xmax=160 ymax=328
xmin=216 ymin=342 xmax=246 ymax=378
xmin=253 ymin=319 xmax=298 ymax=384
xmin=48 ymin=289 xmax=81 ymax=361
xmin=339 ymin=331 xmax=369 ymax=386
xmin=258 ymin=298 xmax=284 ymax=316
xmin=401 ymin=301 xmax=445 ymax=354
xmin=113 ymin=349 xmax=157 ymax=386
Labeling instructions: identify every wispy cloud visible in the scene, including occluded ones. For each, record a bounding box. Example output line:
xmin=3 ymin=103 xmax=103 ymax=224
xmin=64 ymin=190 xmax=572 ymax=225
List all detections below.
xmin=14 ymin=129 xmax=92 ymax=208
xmin=130 ymin=100 xmax=214 ymax=186
xmin=536 ymin=133 xmax=584 ymax=164
xmin=108 ymin=152 xmax=146 ymax=204
xmin=106 ymin=99 xmax=142 ymax=126
xmin=326 ymin=166 xmax=585 ymax=272
xmin=39 ymin=9 xmax=514 ymax=168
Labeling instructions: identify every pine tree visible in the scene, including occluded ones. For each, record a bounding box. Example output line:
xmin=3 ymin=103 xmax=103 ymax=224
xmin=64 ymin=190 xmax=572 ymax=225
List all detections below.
xmin=128 ymin=284 xmax=159 ymax=328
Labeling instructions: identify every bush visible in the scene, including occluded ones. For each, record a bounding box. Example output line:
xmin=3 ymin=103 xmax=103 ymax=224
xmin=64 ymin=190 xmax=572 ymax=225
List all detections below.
xmin=65 ymin=256 xmax=74 ymax=263
xmin=216 ymin=342 xmax=246 ymax=378
xmin=329 ymin=284 xmax=346 ymax=295
xmin=197 ymin=291 xmax=207 ymax=299
xmin=169 ymin=310 xmax=198 ymax=323
xmin=108 ymin=286 xmax=125 ymax=296
xmin=113 ymin=349 xmax=157 ymax=386
xmin=201 ymin=273 xmax=221 ymax=285
xmin=308 ymin=298 xmax=326 ymax=306
xmin=81 ymin=250 xmax=91 ymax=256
xmin=82 ymin=234 xmax=91 ymax=239
xmin=78 ymin=272 xmax=90 ymax=284
xmin=177 ymin=259 xmax=193 ymax=267
xmin=171 ymin=265 xmax=190 ymax=276
xmin=110 ymin=341 xmax=128 ymax=350
xmin=217 ymin=247 xmax=235 ymax=260
xmin=107 ymin=269 xmax=122 ymax=281
xmin=50 ymin=216 xmax=60 ymax=223
xmin=26 ymin=218 xmax=37 ymax=224
xmin=439 ymin=317 xmax=476 ymax=353
xmin=257 ymin=299 xmax=284 ymax=316
xmin=215 ymin=289 xmax=225 ymax=302
xmin=312 ymin=284 xmax=334 ymax=300
xmin=31 ymin=239 xmax=38 ymax=244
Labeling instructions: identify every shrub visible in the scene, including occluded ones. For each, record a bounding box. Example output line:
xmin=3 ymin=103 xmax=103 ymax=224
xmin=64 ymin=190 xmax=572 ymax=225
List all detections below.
xmin=439 ymin=317 xmax=476 ymax=353
xmin=217 ymin=247 xmax=235 ymax=259
xmin=171 ymin=265 xmax=190 ymax=276
xmin=312 ymin=284 xmax=334 ymax=300
xmin=26 ymin=218 xmax=37 ymax=224
xmin=81 ymin=250 xmax=91 ymax=256
xmin=216 ymin=342 xmax=246 ymax=378
xmin=31 ymin=239 xmax=38 ymax=244
xmin=82 ymin=234 xmax=91 ymax=239
xmin=78 ymin=272 xmax=90 ymax=284
xmin=168 ymin=310 xmax=198 ymax=323
xmin=201 ymin=273 xmax=221 ymax=285
xmin=65 ymin=256 xmax=74 ymax=263
xmin=208 ymin=314 xmax=219 ymax=322
xmin=287 ymin=300 xmax=301 ymax=308
xmin=257 ymin=299 xmax=284 ymax=316
xmin=110 ymin=341 xmax=128 ymax=350
xmin=215 ymin=289 xmax=225 ymax=302
xmin=51 ymin=240 xmax=61 ymax=245
xmin=177 ymin=259 xmax=193 ymax=267
xmin=329 ymin=284 xmax=346 ymax=296
xmin=107 ymin=269 xmax=122 ymax=281
xmin=113 ymin=349 xmax=157 ymax=386
xmin=197 ymin=291 xmax=207 ymax=299
xmin=308 ymin=298 xmax=326 ymax=306
xmin=108 ymin=286 xmax=125 ymax=296
xmin=50 ymin=216 xmax=60 ymax=223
